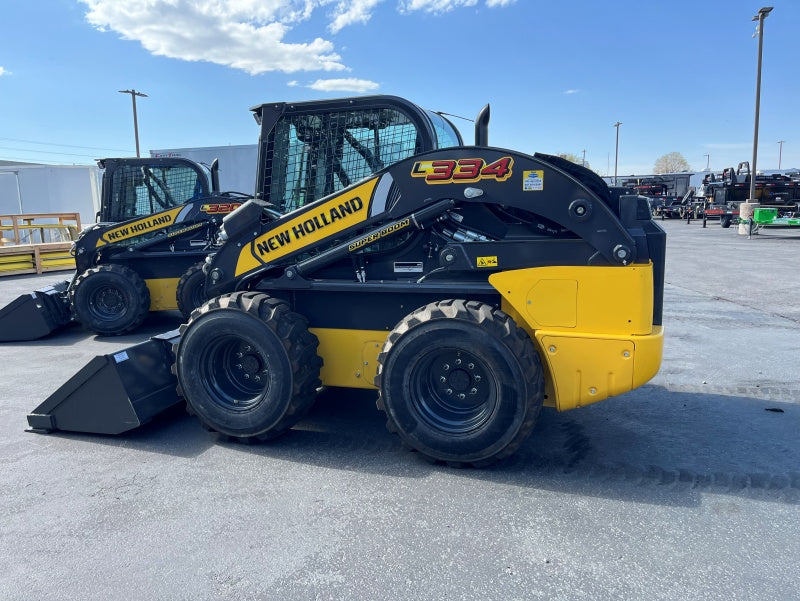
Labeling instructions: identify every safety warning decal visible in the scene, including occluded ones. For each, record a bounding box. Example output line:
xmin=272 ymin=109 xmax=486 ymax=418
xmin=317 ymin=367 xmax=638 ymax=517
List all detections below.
xmin=476 ymin=256 xmax=498 ymax=268
xmin=522 ymin=170 xmax=544 ymax=191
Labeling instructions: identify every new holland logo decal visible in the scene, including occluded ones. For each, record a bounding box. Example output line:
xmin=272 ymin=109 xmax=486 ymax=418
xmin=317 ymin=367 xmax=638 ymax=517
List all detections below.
xmin=97 ymin=206 xmax=184 ymax=247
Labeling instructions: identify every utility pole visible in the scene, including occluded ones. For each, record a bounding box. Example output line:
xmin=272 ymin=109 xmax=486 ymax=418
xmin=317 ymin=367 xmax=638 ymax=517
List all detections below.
xmin=778 ymin=140 xmax=785 ymax=170
xmin=613 ymin=122 xmax=622 ymax=185
xmin=581 ymin=149 xmax=586 ymax=167
xmin=704 ymin=154 xmax=710 ymax=170
xmin=741 ymin=6 xmax=773 ymax=235
xmin=118 ymin=89 xmax=148 ymax=157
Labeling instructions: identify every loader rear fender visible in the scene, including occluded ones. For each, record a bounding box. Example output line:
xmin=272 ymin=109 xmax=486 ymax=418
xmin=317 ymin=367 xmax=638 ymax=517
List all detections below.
xmin=489 ymin=264 xmax=663 ymax=411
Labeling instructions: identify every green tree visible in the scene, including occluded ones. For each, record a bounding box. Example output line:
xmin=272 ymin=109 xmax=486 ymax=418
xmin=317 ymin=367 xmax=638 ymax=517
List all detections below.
xmin=654 ymin=152 xmax=691 ymax=174
xmin=556 ymin=152 xmax=591 ymax=170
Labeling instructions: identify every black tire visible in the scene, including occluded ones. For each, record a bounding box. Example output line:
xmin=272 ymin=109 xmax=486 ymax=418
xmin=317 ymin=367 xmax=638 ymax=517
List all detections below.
xmin=70 ymin=264 xmax=150 ymax=335
xmin=720 ymin=214 xmax=732 ymax=228
xmin=176 ymin=262 xmax=207 ymax=319
xmin=375 ymin=299 xmax=544 ymax=467
xmin=175 ymin=292 xmax=322 ymax=441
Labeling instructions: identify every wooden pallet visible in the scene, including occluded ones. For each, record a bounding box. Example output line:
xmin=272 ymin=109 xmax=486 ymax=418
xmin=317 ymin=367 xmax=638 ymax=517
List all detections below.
xmin=0 ymin=212 xmax=81 ymax=246
xmin=0 ymin=242 xmax=75 ymax=276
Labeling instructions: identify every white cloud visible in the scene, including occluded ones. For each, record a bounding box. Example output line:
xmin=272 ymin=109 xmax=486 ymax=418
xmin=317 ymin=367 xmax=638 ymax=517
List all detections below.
xmin=563 ymin=89 xmax=579 ymax=94
xmin=287 ymin=80 xmax=300 ymax=87
xmin=79 ymin=1 xmax=518 ymax=75
xmin=329 ymin=0 xmax=383 ymax=32
xmin=307 ymin=78 xmax=380 ymax=92
xmin=0 ymin=66 xmax=10 ymax=76
xmin=400 ymin=0 xmax=477 ymax=13
xmin=80 ymin=0 xmax=346 ymax=74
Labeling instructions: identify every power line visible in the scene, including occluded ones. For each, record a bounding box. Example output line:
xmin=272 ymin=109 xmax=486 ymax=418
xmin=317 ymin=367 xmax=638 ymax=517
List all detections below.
xmin=0 ymin=146 xmax=106 ymax=159
xmin=0 ymin=156 xmax=94 ymax=165
xmin=0 ymin=136 xmax=134 ymax=153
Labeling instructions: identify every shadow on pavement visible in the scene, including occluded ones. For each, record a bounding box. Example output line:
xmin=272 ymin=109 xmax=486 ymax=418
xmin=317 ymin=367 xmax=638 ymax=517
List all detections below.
xmin=36 ymin=384 xmax=799 ymax=507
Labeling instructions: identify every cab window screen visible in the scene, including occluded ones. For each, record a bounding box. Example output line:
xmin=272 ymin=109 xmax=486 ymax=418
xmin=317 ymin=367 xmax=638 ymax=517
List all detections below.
xmin=109 ymin=164 xmax=204 ymax=221
xmin=266 ymin=108 xmax=420 ymax=213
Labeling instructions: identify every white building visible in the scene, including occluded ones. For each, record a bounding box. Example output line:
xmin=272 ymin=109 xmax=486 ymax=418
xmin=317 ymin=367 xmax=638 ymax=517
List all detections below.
xmin=150 ymin=144 xmax=258 ymax=195
xmin=0 ymin=161 xmax=101 ymax=226
xmin=0 ymin=144 xmax=258 ymax=228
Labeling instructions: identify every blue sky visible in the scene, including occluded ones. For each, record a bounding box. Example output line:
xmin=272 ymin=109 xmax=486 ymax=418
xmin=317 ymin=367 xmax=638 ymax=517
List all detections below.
xmin=0 ymin=0 xmax=797 ymax=175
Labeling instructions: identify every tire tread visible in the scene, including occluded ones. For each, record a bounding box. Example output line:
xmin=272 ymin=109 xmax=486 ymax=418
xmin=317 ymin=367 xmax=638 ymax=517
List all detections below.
xmin=375 ymin=299 xmax=544 ymax=467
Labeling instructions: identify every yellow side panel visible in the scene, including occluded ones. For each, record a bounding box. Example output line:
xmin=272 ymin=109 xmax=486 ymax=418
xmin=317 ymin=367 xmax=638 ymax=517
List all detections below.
xmin=144 ymin=278 xmax=179 ymax=311
xmin=631 ymin=325 xmax=664 ymax=389
xmin=490 ymin=265 xmax=653 ymax=335
xmin=539 ymin=334 xmax=634 ymax=410
xmin=528 ymin=279 xmax=577 ymax=327
xmin=491 ymin=265 xmax=663 ymax=412
xmin=312 ymin=328 xmax=388 ymax=390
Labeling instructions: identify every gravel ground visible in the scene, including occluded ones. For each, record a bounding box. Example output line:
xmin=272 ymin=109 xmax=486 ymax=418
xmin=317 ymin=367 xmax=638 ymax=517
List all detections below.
xmin=0 ymin=217 xmax=798 ymax=601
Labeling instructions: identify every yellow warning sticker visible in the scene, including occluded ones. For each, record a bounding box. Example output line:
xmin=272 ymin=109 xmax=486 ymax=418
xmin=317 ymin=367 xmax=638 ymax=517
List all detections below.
xmin=522 ymin=170 xmax=544 ymax=191
xmin=476 ymin=256 xmax=498 ymax=268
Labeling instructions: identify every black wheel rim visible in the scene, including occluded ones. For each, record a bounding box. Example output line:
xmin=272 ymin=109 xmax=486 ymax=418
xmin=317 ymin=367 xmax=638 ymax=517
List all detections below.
xmin=88 ymin=285 xmax=127 ymax=320
xmin=199 ymin=334 xmax=270 ymax=411
xmin=410 ymin=348 xmax=497 ymax=434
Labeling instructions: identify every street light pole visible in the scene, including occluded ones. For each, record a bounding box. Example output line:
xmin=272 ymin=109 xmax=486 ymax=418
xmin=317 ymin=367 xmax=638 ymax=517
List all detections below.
xmin=613 ymin=121 xmax=622 ymax=185
xmin=742 ymin=6 xmax=773 ymax=235
xmin=118 ymin=89 xmax=148 ymax=157
xmin=777 ymin=140 xmax=785 ymax=170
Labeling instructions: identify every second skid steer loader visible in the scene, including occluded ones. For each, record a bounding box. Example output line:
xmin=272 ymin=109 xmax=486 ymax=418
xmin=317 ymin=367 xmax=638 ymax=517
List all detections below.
xmin=0 ymin=157 xmax=248 ymax=341
xmin=29 ymin=95 xmax=665 ymax=466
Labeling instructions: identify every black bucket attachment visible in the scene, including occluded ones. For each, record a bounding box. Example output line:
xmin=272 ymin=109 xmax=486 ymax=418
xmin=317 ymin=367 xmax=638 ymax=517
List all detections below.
xmin=27 ymin=331 xmax=183 ymax=435
xmin=0 ymin=280 xmax=72 ymax=342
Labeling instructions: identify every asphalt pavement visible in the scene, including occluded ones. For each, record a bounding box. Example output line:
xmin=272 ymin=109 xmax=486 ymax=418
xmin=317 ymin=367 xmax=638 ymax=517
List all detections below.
xmin=0 ymin=217 xmax=798 ymax=601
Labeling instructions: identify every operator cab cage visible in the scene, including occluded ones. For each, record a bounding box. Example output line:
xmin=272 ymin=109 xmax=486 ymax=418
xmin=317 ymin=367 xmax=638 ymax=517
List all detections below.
xmin=250 ymin=95 xmax=462 ymax=212
xmin=96 ymin=157 xmax=214 ymax=223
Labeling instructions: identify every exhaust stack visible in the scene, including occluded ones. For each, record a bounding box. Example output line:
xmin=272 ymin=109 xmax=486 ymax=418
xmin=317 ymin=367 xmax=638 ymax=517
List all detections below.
xmin=474 ymin=104 xmax=490 ymax=147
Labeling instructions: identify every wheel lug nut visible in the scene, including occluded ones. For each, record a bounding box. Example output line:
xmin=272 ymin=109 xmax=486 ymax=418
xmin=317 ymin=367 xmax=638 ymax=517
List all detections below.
xmin=245 ymin=345 xmax=251 ymax=352
xmin=457 ymin=393 xmax=465 ymax=400
xmin=468 ymin=363 xmax=474 ymax=370
xmin=443 ymin=363 xmax=450 ymax=371
xmin=470 ymin=388 xmax=477 ymax=395
xmin=455 ymin=358 xmax=462 ymax=365
xmin=236 ymin=364 xmax=243 ymax=370
xmin=474 ymin=375 xmax=481 ymax=382
xmin=440 ymin=376 xmax=446 ymax=383
xmin=254 ymin=376 xmax=261 ymax=383
xmin=236 ymin=352 xmax=243 ymax=358
xmin=244 ymin=374 xmax=250 ymax=379
xmin=446 ymin=388 xmax=453 ymax=395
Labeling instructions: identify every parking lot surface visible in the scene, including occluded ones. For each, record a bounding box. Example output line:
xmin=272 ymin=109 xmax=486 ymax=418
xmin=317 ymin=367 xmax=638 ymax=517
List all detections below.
xmin=0 ymin=218 xmax=798 ymax=601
